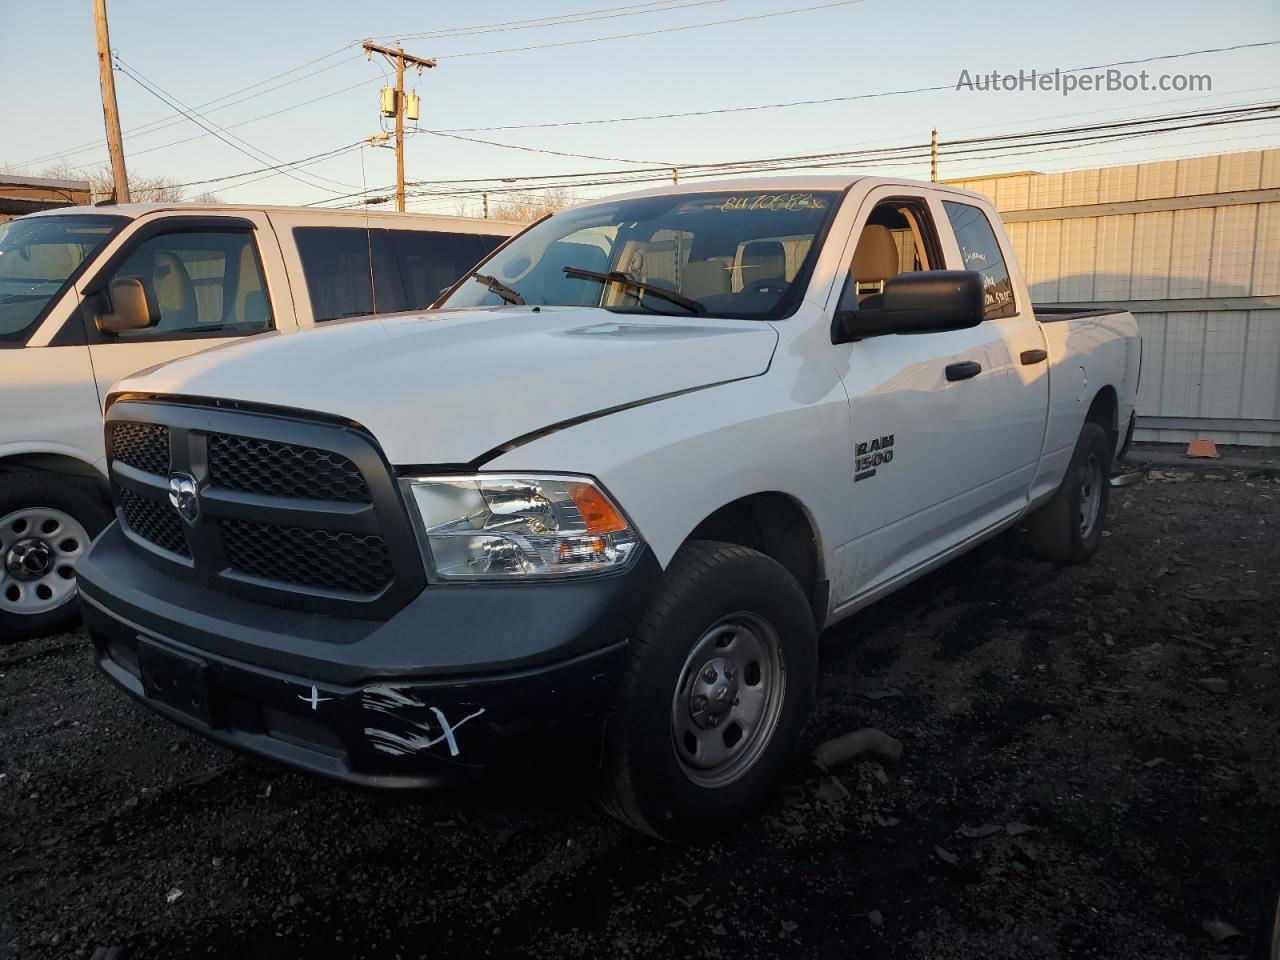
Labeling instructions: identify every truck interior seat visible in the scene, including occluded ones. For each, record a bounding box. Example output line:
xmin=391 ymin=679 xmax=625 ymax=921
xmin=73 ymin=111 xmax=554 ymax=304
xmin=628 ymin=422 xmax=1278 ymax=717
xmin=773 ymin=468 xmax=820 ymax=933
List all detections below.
xmin=851 ymin=224 xmax=900 ymax=308
xmin=151 ymin=252 xmax=197 ymax=329
xmin=681 ymin=260 xmax=730 ymax=300
xmin=738 ymin=240 xmax=787 ymax=290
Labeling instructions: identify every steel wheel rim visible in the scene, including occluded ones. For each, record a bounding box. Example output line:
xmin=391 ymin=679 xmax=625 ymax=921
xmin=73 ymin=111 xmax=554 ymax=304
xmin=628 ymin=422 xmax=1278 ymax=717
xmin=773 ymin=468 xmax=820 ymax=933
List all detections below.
xmin=670 ymin=612 xmax=786 ymax=789
xmin=0 ymin=507 xmax=88 ymax=616
xmin=1078 ymin=453 xmax=1103 ymax=538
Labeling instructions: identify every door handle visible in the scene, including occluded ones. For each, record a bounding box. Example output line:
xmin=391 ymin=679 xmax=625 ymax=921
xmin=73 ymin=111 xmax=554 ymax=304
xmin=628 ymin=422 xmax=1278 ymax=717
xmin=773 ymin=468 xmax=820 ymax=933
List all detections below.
xmin=945 ymin=360 xmax=982 ymax=382
xmin=1020 ymin=349 xmax=1048 ymax=365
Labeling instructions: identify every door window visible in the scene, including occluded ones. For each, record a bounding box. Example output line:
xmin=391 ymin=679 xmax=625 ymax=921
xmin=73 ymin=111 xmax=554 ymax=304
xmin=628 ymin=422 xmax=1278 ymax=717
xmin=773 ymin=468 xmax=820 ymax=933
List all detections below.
xmin=104 ymin=230 xmax=273 ymax=339
xmin=942 ymin=201 xmax=1017 ymax=319
xmin=837 ymin=199 xmax=941 ymax=314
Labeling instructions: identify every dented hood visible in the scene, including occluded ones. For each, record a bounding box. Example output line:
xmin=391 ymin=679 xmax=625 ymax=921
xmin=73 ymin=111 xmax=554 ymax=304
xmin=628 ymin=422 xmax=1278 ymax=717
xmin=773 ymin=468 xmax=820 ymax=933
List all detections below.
xmin=112 ymin=306 xmax=779 ymax=465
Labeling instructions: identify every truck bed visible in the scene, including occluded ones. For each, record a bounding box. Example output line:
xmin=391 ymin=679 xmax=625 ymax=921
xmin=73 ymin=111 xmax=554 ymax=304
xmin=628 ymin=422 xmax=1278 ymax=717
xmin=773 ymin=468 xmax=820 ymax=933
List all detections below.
xmin=1034 ymin=305 xmax=1127 ymax=323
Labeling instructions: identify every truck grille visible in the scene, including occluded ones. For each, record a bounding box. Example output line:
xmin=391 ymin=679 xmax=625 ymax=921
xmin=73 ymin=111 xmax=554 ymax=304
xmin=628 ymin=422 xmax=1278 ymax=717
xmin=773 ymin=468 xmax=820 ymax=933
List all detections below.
xmin=208 ymin=434 xmax=371 ymax=503
xmin=221 ymin=520 xmax=393 ymax=593
xmin=111 ymin=422 xmax=170 ymax=476
xmin=105 ymin=401 xmax=425 ymax=617
xmin=117 ymin=486 xmax=190 ymax=557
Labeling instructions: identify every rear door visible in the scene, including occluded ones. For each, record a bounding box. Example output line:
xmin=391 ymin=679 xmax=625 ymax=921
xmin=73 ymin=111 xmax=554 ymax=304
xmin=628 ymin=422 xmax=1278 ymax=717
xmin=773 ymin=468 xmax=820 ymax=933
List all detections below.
xmin=827 ymin=186 xmax=1036 ymax=604
xmin=936 ymin=196 xmax=1050 ymax=512
xmin=78 ymin=212 xmax=293 ymax=403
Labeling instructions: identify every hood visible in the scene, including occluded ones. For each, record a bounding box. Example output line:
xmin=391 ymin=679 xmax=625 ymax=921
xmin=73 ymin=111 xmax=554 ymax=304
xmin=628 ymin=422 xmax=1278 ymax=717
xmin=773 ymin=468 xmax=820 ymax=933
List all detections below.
xmin=113 ymin=307 xmax=779 ymax=465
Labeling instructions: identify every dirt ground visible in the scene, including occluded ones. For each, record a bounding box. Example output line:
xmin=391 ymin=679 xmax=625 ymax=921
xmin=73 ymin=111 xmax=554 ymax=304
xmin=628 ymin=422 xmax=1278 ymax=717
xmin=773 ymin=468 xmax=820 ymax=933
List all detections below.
xmin=3 ymin=450 xmax=1278 ymax=960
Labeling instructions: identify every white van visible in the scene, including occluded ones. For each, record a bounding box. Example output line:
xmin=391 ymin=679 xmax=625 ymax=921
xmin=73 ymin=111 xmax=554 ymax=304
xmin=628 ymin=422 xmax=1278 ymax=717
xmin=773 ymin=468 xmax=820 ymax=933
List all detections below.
xmin=0 ymin=204 xmax=522 ymax=639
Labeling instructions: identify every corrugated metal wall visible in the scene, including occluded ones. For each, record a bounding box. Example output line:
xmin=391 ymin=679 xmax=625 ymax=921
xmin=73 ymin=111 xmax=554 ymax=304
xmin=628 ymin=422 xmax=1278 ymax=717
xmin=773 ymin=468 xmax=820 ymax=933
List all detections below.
xmin=950 ymin=150 xmax=1280 ymax=445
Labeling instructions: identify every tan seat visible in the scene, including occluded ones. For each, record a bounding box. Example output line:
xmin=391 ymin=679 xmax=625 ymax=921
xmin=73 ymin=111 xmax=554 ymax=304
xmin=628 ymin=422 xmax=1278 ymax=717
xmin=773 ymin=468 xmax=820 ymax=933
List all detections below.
xmin=682 ymin=260 xmax=730 ymax=301
xmin=851 ymin=225 xmax=900 ymax=303
xmin=738 ymin=240 xmax=787 ymax=289
xmin=151 ymin=252 xmax=197 ymax=329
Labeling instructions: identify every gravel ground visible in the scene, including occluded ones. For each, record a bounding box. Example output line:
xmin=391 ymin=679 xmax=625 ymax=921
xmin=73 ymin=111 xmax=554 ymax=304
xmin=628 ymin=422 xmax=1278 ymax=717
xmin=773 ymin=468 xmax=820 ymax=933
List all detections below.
xmin=3 ymin=455 xmax=1278 ymax=960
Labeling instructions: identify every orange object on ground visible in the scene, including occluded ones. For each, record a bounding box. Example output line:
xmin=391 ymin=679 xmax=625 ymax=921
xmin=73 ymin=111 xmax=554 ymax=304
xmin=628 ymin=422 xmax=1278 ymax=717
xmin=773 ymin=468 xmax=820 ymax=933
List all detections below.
xmin=1185 ymin=438 xmax=1219 ymax=459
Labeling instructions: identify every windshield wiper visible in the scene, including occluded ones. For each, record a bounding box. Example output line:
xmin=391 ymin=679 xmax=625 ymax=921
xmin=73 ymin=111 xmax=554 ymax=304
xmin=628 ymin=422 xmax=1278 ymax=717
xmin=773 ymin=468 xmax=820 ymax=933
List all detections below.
xmin=470 ymin=271 xmax=525 ymax=305
xmin=563 ymin=266 xmax=705 ymax=316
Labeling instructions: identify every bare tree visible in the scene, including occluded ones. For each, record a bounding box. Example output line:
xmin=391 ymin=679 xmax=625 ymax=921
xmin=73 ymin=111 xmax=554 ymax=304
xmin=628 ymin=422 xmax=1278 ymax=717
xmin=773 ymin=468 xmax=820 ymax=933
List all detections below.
xmin=489 ymin=187 xmax=575 ymax=222
xmin=3 ymin=161 xmax=217 ymax=204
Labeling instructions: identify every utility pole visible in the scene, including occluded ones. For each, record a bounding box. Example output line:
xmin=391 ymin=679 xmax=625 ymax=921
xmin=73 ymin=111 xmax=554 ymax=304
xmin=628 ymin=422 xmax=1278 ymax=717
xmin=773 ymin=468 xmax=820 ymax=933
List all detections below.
xmin=93 ymin=0 xmax=130 ymax=202
xmin=363 ymin=40 xmax=436 ymax=213
xmin=482 ymin=191 xmax=489 ymax=219
xmin=672 ymin=167 xmax=679 ymax=185
xmin=930 ymin=128 xmax=938 ymax=182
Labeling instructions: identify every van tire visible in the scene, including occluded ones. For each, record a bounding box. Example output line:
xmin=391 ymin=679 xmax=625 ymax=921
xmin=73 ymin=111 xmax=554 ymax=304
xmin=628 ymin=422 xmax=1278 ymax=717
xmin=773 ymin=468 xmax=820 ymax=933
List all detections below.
xmin=598 ymin=541 xmax=817 ymax=841
xmin=0 ymin=471 xmax=111 ymax=644
xmin=1027 ymin=422 xmax=1112 ymax=565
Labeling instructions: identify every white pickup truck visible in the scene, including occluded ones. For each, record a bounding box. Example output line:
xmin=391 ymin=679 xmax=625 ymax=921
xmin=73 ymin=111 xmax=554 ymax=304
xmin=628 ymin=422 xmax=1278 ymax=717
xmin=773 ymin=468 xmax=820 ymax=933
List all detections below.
xmin=76 ymin=176 xmax=1140 ymax=839
xmin=0 ymin=204 xmax=518 ymax=639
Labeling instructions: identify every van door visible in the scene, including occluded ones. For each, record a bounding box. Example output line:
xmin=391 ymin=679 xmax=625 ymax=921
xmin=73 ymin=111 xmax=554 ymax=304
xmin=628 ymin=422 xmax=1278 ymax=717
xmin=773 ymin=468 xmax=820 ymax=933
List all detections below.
xmin=826 ymin=187 xmax=1030 ymax=606
xmin=78 ymin=213 xmax=294 ymax=404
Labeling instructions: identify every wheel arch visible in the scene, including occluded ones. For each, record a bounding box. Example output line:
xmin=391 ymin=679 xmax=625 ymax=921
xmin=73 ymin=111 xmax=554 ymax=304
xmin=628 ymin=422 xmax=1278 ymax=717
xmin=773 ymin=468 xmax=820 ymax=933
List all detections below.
xmin=684 ymin=491 xmax=827 ymax=627
xmin=0 ymin=451 xmax=110 ymax=497
xmin=1085 ymin=385 xmax=1119 ymax=447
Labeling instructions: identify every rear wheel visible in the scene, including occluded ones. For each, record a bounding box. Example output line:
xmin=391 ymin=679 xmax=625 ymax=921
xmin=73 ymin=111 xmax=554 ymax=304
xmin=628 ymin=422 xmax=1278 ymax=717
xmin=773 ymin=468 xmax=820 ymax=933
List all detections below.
xmin=599 ymin=541 xmax=817 ymax=840
xmin=1027 ymin=421 xmax=1111 ymax=565
xmin=0 ymin=472 xmax=111 ymax=643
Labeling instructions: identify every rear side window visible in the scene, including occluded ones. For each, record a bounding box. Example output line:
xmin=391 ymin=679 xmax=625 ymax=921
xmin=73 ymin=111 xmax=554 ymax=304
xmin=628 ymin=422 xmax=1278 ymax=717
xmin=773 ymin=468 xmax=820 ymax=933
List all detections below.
xmin=294 ymin=227 xmax=508 ymax=322
xmin=942 ymin=201 xmax=1017 ymax=319
xmin=389 ymin=230 xmax=504 ymax=310
xmin=293 ymin=227 xmax=405 ymax=322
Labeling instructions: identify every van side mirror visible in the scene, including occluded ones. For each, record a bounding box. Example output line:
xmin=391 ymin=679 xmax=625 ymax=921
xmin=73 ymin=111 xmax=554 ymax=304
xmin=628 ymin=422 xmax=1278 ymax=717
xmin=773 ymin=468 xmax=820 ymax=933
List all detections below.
xmin=96 ymin=278 xmax=158 ymax=333
xmin=834 ymin=270 xmax=985 ymax=342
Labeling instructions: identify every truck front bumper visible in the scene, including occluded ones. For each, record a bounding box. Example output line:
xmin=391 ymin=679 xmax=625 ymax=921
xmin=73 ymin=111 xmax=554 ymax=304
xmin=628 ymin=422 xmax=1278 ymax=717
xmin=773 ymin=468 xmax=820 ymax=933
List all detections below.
xmin=77 ymin=522 xmax=660 ymax=788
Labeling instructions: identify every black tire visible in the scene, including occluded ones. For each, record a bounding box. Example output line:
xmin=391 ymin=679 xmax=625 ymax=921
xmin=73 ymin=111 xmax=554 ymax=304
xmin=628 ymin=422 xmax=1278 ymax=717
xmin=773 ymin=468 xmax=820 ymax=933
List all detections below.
xmin=598 ymin=540 xmax=817 ymax=841
xmin=0 ymin=471 xmax=112 ymax=644
xmin=1027 ymin=421 xmax=1112 ymax=565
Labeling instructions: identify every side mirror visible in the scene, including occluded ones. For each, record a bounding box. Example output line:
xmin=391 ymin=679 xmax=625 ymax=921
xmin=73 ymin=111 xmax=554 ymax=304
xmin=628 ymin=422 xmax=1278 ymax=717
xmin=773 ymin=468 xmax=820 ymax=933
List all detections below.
xmin=834 ymin=270 xmax=985 ymax=342
xmin=96 ymin=278 xmax=157 ymax=333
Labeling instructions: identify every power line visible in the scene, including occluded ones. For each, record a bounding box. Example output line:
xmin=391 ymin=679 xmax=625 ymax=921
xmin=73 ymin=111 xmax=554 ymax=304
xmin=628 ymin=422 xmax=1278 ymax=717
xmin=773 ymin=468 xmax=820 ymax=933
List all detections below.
xmin=435 ymin=0 xmax=868 ymax=59
xmin=23 ymin=49 xmax=365 ymax=167
xmin=437 ymin=39 xmax=1280 ymax=131
xmin=163 ymin=141 xmax=365 ymax=190
xmin=381 ymin=0 xmax=727 ymax=41
xmin=114 ymin=59 xmax=354 ymax=195
xmin=355 ymin=101 xmax=1280 ymax=207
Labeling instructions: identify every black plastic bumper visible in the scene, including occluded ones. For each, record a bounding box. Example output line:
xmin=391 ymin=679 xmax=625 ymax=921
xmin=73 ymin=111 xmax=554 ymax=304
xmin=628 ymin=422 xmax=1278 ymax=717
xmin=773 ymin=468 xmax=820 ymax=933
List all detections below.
xmin=78 ymin=521 xmax=659 ymax=788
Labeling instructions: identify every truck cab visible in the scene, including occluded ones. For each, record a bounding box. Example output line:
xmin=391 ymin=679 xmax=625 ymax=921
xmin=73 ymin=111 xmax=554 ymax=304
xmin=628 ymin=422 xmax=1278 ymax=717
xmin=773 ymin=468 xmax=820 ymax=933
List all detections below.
xmin=74 ymin=177 xmax=1140 ymax=838
xmin=0 ymin=204 xmax=519 ymax=639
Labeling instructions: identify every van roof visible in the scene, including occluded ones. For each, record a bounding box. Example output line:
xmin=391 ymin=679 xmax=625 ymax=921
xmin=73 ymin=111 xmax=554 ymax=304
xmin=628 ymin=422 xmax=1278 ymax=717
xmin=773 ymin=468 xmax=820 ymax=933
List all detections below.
xmin=27 ymin=202 xmax=526 ymax=228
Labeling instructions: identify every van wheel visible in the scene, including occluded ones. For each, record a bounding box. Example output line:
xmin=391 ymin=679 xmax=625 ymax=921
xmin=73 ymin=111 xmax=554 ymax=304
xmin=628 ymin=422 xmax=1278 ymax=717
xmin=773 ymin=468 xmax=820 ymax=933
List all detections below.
xmin=599 ymin=541 xmax=817 ymax=841
xmin=0 ymin=472 xmax=111 ymax=644
xmin=1027 ymin=421 xmax=1112 ymax=565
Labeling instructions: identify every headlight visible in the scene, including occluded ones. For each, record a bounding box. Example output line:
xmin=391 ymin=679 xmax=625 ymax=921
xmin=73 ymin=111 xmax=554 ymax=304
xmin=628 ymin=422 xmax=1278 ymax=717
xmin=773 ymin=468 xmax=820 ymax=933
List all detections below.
xmin=402 ymin=474 xmax=640 ymax=580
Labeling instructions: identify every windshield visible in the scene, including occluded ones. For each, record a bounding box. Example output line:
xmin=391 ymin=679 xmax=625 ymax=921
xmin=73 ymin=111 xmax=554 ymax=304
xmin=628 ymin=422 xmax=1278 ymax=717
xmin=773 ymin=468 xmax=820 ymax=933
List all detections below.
xmin=0 ymin=214 xmax=125 ymax=345
xmin=438 ymin=190 xmax=841 ymax=320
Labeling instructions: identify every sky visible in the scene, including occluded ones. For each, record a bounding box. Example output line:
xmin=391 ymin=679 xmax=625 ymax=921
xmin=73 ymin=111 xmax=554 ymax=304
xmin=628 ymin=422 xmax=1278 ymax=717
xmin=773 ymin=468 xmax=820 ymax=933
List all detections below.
xmin=1 ymin=0 xmax=1278 ymax=216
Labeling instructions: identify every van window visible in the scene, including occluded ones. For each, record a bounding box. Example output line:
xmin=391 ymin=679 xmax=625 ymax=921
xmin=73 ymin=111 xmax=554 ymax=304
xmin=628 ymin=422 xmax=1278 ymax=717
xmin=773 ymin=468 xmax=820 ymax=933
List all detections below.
xmin=294 ymin=227 xmax=508 ymax=322
xmin=0 ymin=214 xmax=125 ymax=346
xmin=942 ymin=201 xmax=1017 ymax=319
xmin=389 ymin=230 xmax=503 ymax=310
xmin=105 ymin=230 xmax=273 ymax=339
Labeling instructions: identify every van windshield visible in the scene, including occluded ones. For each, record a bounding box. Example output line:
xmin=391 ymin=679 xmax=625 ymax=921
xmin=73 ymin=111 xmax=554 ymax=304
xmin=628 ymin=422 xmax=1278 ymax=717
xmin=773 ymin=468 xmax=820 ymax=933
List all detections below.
xmin=437 ymin=190 xmax=840 ymax=320
xmin=0 ymin=214 xmax=126 ymax=345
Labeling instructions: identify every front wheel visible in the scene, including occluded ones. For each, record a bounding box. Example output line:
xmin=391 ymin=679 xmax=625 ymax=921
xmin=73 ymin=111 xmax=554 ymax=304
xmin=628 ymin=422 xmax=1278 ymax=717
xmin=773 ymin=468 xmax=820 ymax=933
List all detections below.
xmin=599 ymin=541 xmax=817 ymax=840
xmin=0 ymin=471 xmax=111 ymax=643
xmin=1026 ymin=421 xmax=1112 ymax=565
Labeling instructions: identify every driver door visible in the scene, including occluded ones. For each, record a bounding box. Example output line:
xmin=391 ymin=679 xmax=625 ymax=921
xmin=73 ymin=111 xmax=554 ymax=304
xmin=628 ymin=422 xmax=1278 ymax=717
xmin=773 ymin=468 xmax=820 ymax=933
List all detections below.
xmin=78 ymin=214 xmax=292 ymax=406
xmin=828 ymin=187 xmax=1020 ymax=606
